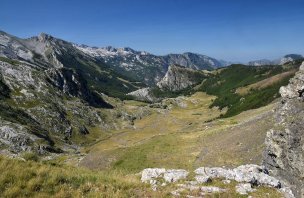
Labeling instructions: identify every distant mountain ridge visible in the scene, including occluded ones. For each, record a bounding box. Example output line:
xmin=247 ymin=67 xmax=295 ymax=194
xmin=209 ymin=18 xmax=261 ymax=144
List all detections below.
xmin=74 ymin=44 xmax=225 ymax=85
xmin=248 ymin=54 xmax=303 ymax=66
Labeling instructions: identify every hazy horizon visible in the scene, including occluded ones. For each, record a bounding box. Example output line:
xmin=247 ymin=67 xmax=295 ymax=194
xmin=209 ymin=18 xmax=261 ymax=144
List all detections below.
xmin=1 ymin=0 xmax=304 ymax=62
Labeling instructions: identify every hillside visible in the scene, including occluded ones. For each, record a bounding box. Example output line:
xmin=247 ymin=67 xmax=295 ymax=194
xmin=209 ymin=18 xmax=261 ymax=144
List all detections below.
xmin=75 ymin=45 xmax=225 ymax=85
xmin=0 ymin=31 xmax=144 ymax=99
xmin=196 ymin=62 xmax=300 ymax=117
xmin=129 ymin=62 xmax=300 ymax=117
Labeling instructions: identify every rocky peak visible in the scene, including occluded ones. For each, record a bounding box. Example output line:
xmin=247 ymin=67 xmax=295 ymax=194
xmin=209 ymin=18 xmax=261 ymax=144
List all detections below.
xmin=157 ymin=64 xmax=205 ymax=91
xmin=263 ymin=61 xmax=304 ymax=198
xmin=38 ymin=32 xmax=53 ymax=42
xmin=279 ymin=54 xmax=303 ymax=65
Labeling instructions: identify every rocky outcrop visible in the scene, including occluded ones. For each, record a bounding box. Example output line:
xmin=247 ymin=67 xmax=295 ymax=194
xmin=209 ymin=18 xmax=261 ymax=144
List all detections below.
xmin=127 ymin=88 xmax=158 ymax=102
xmin=141 ymin=164 xmax=293 ymax=197
xmin=46 ymin=68 xmax=112 ymax=108
xmin=279 ymin=54 xmax=303 ymax=65
xmin=157 ymin=65 xmax=205 ymax=91
xmin=0 ymin=59 xmax=104 ymax=155
xmin=263 ymin=61 xmax=304 ymax=198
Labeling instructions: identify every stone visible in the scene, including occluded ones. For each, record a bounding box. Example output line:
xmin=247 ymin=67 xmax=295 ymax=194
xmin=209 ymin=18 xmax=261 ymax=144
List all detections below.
xmin=195 ymin=164 xmax=281 ymax=188
xmin=235 ymin=183 xmax=256 ymax=195
xmin=200 ymin=186 xmax=226 ymax=195
xmin=222 ymin=179 xmax=231 ymax=184
xmin=127 ymin=88 xmax=158 ymax=102
xmin=163 ymin=169 xmax=189 ymax=183
xmin=279 ymin=187 xmax=295 ymax=198
xmin=194 ymin=175 xmax=211 ymax=183
xmin=141 ymin=168 xmax=166 ymax=182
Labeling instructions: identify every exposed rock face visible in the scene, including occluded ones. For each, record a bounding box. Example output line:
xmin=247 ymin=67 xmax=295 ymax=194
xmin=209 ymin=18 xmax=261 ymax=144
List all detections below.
xmin=127 ymin=88 xmax=158 ymax=102
xmin=46 ymin=68 xmax=112 ymax=108
xmin=194 ymin=164 xmax=281 ymax=188
xmin=235 ymin=183 xmax=256 ymax=195
xmin=0 ymin=59 xmax=109 ymax=154
xmin=164 ymin=52 xmax=222 ymax=70
xmin=128 ymin=65 xmax=207 ymax=101
xmin=264 ymin=61 xmax=304 ymax=198
xmin=0 ymin=30 xmax=141 ymax=98
xmin=75 ymin=44 xmax=225 ymax=85
xmin=279 ymin=54 xmax=304 ymax=65
xmin=157 ymin=65 xmax=205 ymax=91
xmin=141 ymin=165 xmax=293 ymax=197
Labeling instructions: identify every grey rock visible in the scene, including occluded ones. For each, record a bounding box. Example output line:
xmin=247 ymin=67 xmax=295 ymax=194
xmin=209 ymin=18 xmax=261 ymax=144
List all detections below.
xmin=194 ymin=164 xmax=281 ymax=188
xmin=157 ymin=65 xmax=206 ymax=91
xmin=127 ymin=88 xmax=158 ymax=102
xmin=141 ymin=168 xmax=166 ymax=182
xmin=222 ymin=179 xmax=231 ymax=184
xmin=163 ymin=169 xmax=189 ymax=183
xmin=279 ymin=187 xmax=296 ymax=198
xmin=200 ymin=186 xmax=226 ymax=194
xmin=194 ymin=175 xmax=211 ymax=184
xmin=263 ymin=61 xmax=304 ymax=198
xmin=235 ymin=183 xmax=256 ymax=195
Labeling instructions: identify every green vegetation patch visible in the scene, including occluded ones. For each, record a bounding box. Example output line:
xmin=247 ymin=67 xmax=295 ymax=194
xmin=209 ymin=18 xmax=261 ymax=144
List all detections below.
xmin=197 ymin=64 xmax=299 ymax=117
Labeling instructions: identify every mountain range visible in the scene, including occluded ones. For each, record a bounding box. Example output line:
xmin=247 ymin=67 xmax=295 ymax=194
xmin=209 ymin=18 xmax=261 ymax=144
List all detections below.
xmin=247 ymin=54 xmax=304 ymax=66
xmin=1 ymin=30 xmax=302 ymax=89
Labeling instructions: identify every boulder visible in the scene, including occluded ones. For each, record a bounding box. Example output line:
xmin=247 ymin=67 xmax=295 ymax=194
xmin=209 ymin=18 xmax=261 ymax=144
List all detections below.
xmin=200 ymin=186 xmax=226 ymax=195
xmin=163 ymin=169 xmax=189 ymax=183
xmin=235 ymin=183 xmax=256 ymax=195
xmin=141 ymin=168 xmax=166 ymax=182
xmin=194 ymin=175 xmax=211 ymax=184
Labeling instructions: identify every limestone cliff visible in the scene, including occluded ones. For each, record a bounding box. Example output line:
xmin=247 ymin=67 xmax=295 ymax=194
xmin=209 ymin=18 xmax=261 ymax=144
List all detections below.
xmin=157 ymin=65 xmax=205 ymax=91
xmin=263 ymin=61 xmax=304 ymax=198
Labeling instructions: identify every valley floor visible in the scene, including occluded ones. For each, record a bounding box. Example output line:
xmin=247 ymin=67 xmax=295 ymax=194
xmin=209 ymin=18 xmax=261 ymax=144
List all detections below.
xmin=78 ymin=92 xmax=275 ymax=173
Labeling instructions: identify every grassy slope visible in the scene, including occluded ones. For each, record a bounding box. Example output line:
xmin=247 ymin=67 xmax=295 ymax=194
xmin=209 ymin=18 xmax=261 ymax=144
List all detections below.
xmin=0 ymin=156 xmax=156 ymax=198
xmin=0 ymin=155 xmax=282 ymax=198
xmin=145 ymin=62 xmax=298 ymax=117
xmin=196 ymin=63 xmax=299 ymax=117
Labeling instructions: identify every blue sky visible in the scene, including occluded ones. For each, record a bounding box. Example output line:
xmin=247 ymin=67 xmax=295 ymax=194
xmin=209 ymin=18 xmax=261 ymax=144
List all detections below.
xmin=1 ymin=0 xmax=304 ymax=62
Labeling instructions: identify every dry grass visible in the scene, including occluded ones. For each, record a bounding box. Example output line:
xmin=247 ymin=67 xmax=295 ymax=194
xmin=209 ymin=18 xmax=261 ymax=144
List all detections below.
xmin=0 ymin=155 xmax=283 ymax=198
xmin=79 ymin=92 xmax=275 ymax=173
xmin=0 ymin=155 xmax=172 ymax=198
xmin=235 ymin=70 xmax=296 ymax=95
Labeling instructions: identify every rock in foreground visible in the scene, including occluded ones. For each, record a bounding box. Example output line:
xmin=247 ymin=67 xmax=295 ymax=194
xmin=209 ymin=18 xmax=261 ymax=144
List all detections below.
xmin=141 ymin=164 xmax=294 ymax=197
xmin=264 ymin=61 xmax=304 ymax=198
